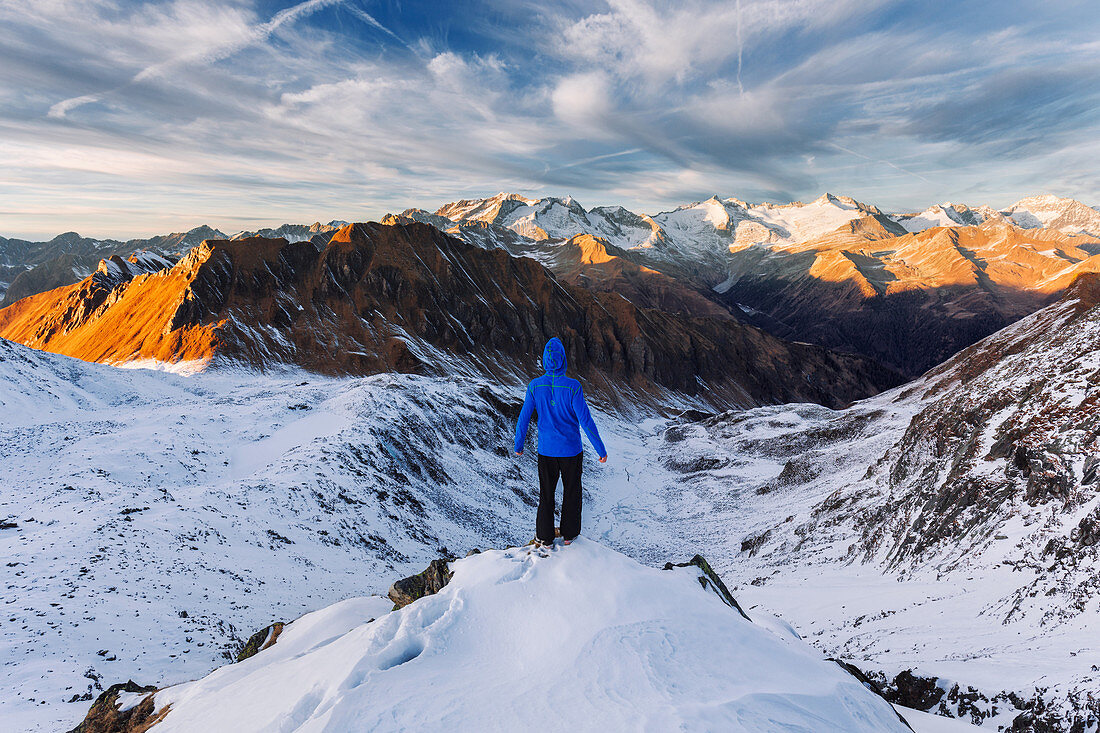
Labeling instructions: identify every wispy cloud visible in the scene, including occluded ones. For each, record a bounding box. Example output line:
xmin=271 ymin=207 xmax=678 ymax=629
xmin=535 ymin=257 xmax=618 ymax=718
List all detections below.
xmin=45 ymin=0 xmax=344 ymax=118
xmin=0 ymin=0 xmax=1098 ymax=239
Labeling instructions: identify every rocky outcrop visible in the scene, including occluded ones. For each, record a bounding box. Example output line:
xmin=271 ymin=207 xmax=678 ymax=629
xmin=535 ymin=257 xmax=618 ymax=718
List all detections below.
xmin=0 ymin=221 xmax=900 ymax=408
xmin=66 ymin=681 xmax=164 ymax=733
xmin=388 ymin=558 xmax=453 ymax=610
xmin=862 ymin=667 xmax=1100 ymax=732
xmin=662 ymin=554 xmax=750 ymax=620
xmin=235 ymin=622 xmax=285 ymax=662
xmin=827 ymin=661 xmax=914 ymax=732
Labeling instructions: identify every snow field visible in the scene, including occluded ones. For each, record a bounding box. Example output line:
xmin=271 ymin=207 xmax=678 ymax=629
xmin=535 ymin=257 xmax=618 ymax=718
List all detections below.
xmin=152 ymin=539 xmax=909 ymax=732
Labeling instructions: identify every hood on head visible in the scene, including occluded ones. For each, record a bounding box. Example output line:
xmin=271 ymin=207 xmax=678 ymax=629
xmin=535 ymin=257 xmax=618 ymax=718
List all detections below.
xmin=542 ymin=337 xmax=566 ymax=375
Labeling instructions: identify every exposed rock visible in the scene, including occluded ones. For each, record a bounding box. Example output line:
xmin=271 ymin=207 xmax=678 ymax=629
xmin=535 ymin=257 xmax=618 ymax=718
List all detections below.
xmin=66 ymin=680 xmax=165 ymax=733
xmin=235 ymin=622 xmax=285 ymax=662
xmin=388 ymin=558 xmax=453 ymax=610
xmin=662 ymin=554 xmax=750 ymax=620
xmin=857 ymin=666 xmax=1100 ymax=731
xmin=827 ymin=660 xmax=914 ymax=732
xmin=1082 ymin=455 xmax=1098 ymax=485
xmin=881 ymin=669 xmax=946 ymax=710
xmin=740 ymin=529 xmax=772 ymax=557
xmin=1071 ymin=508 xmax=1100 ymax=548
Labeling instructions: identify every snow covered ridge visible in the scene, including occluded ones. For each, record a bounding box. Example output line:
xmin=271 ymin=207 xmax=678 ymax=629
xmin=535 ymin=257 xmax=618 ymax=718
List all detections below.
xmin=651 ymin=275 xmax=1100 ymax=730
xmin=69 ymin=539 xmax=912 ymax=733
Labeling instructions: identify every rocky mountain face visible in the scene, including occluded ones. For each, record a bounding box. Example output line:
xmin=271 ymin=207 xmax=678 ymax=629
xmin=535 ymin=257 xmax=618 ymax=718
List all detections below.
xmin=0 ymin=221 xmax=899 ymax=408
xmin=384 ymin=211 xmax=728 ymax=320
xmin=859 ymin=273 xmax=1100 ymax=574
xmin=652 ymin=274 xmax=1100 ymax=730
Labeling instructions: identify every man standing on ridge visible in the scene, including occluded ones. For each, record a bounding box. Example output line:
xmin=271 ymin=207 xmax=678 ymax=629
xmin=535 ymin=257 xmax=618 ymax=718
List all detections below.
xmin=514 ymin=337 xmax=608 ymax=548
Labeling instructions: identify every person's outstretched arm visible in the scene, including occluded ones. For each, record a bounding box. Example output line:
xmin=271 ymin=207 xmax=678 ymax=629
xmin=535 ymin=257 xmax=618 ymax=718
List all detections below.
xmin=573 ymin=385 xmax=607 ymax=460
xmin=514 ymin=385 xmax=535 ymax=454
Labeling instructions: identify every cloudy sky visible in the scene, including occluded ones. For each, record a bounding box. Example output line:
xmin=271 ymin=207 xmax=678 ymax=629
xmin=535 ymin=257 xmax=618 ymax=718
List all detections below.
xmin=1 ymin=0 xmax=1099 ymax=239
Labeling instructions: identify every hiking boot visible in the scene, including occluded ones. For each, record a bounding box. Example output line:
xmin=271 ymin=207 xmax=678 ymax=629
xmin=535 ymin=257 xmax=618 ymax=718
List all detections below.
xmin=562 ymin=536 xmax=576 ymax=545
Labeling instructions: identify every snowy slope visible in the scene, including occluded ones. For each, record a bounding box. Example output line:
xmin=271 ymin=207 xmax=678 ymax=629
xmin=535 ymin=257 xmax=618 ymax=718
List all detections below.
xmin=891 ymin=203 xmax=991 ymax=232
xmin=135 ymin=540 xmax=910 ymax=732
xmin=640 ymin=278 xmax=1100 ymax=728
xmin=0 ymin=340 xmax=552 ymax=731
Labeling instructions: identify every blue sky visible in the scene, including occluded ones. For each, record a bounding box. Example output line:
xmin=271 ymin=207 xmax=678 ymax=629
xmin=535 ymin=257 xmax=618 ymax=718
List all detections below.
xmin=1 ymin=0 xmax=1099 ymax=239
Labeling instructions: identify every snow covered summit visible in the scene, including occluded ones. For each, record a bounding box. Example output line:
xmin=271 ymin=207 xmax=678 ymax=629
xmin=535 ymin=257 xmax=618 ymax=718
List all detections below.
xmin=87 ymin=539 xmax=909 ymax=732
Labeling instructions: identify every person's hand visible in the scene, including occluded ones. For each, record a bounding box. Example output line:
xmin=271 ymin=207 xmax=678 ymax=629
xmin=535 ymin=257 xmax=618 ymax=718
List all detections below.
xmin=599 ymin=454 xmax=607 ymax=463
xmin=515 ymin=451 xmax=523 ymax=456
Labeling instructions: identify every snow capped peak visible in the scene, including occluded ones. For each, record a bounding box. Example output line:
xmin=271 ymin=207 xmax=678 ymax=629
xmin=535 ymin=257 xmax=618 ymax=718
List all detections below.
xmin=132 ymin=539 xmax=909 ymax=732
xmin=812 ymin=192 xmax=842 ymax=207
xmin=1008 ymin=193 xmax=1070 ymax=210
xmin=433 ymin=192 xmax=540 ymax=228
xmin=1003 ymin=194 xmax=1100 ymax=236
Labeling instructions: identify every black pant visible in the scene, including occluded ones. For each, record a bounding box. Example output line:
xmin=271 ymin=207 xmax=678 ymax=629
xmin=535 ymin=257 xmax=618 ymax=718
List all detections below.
xmin=537 ymin=453 xmax=583 ymax=543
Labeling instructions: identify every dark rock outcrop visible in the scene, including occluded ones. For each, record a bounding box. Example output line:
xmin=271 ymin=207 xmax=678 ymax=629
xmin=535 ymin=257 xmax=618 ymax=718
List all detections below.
xmin=879 ymin=669 xmax=946 ymax=710
xmin=827 ymin=660 xmax=914 ymax=732
xmin=388 ymin=558 xmax=453 ymax=610
xmin=860 ymin=666 xmax=1100 ymax=732
xmin=662 ymin=554 xmax=750 ymax=621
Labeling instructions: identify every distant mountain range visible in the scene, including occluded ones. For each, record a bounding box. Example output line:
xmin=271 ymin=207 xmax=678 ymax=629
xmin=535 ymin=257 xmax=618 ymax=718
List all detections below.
xmin=394 ymin=192 xmax=1100 ymax=375
xmin=0 ymin=222 xmax=897 ymax=409
xmin=3 ymin=192 xmax=1099 ymax=376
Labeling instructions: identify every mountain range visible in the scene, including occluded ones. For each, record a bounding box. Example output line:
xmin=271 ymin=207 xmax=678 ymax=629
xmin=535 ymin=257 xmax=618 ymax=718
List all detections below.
xmin=1 ymin=191 xmax=1098 ymax=731
xmin=5 ymin=194 xmax=1099 ymax=377
xmin=397 ymin=192 xmax=1100 ymax=375
xmin=0 ymin=221 xmax=897 ymax=408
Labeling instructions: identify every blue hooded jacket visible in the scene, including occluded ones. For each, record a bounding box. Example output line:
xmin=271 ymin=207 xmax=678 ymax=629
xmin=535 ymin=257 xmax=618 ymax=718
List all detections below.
xmin=514 ymin=338 xmax=607 ymax=458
